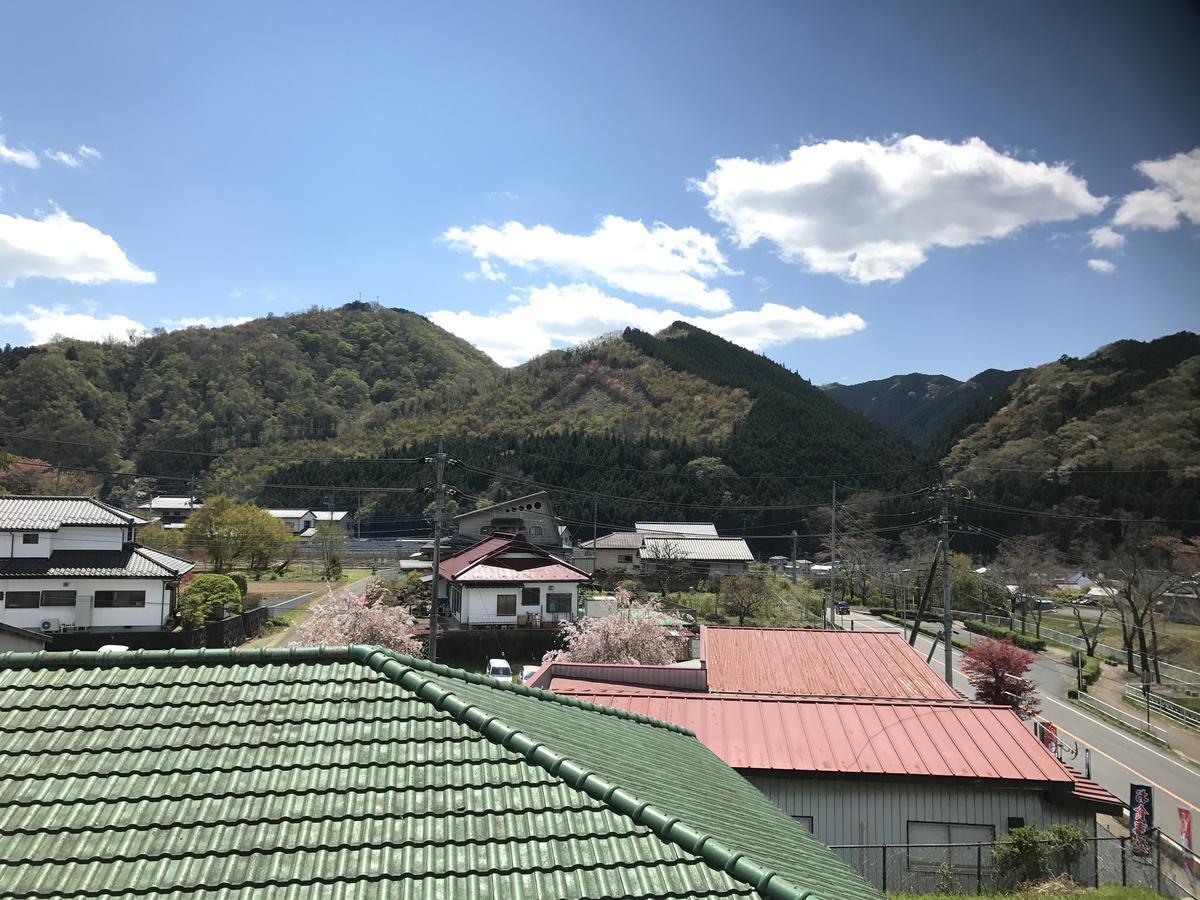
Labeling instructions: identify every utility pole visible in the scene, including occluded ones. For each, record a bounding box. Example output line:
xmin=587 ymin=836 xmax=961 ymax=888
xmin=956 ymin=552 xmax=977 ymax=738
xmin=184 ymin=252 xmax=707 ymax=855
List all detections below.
xmin=940 ymin=470 xmax=954 ymax=686
xmin=591 ymin=493 xmax=598 ymax=549
xmin=427 ymin=435 xmax=447 ymax=663
xmin=790 ymin=529 xmax=798 ymax=584
xmin=829 ymin=481 xmax=837 ymax=629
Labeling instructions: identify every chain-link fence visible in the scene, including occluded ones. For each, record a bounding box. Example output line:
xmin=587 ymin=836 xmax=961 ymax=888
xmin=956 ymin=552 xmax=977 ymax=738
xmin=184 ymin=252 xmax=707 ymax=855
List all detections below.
xmin=829 ymin=830 xmax=1196 ymax=897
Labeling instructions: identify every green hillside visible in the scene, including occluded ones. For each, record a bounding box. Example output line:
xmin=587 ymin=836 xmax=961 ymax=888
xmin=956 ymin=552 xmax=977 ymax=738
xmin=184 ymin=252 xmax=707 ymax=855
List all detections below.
xmin=824 ymin=368 xmax=1023 ymax=447
xmin=945 ymin=331 xmax=1200 ymax=532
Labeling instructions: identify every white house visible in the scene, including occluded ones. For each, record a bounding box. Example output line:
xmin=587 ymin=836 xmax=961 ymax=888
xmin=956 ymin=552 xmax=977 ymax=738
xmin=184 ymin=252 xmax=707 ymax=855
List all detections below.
xmin=0 ymin=496 xmax=194 ymax=634
xmin=266 ymin=508 xmax=351 ymax=538
xmin=437 ymin=532 xmax=590 ymax=627
xmin=133 ymin=496 xmax=202 ymax=529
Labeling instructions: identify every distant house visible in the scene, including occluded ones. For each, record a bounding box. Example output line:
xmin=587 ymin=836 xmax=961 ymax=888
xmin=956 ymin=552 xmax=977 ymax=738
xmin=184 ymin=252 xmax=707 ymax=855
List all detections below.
xmin=635 ymin=521 xmax=720 ymax=537
xmin=133 ymin=496 xmax=201 ymax=529
xmin=0 ymin=496 xmax=194 ymax=635
xmin=532 ymin=625 xmax=1122 ymax=892
xmin=577 ymin=531 xmax=644 ymax=573
xmin=452 ymin=491 xmax=566 ymax=550
xmin=0 ymin=644 xmax=881 ymax=900
xmin=265 ymin=508 xmax=352 ymax=538
xmin=437 ymin=532 xmax=590 ymax=627
xmin=640 ymin=536 xmax=754 ymax=579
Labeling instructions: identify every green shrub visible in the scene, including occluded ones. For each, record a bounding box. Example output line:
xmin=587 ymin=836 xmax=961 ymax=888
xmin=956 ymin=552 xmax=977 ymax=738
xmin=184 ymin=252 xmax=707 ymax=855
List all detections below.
xmin=964 ymin=619 xmax=1045 ymax=651
xmin=178 ymin=574 xmax=242 ymax=629
xmin=1081 ymin=656 xmax=1101 ymax=687
xmin=993 ymin=824 xmax=1087 ymax=887
xmin=227 ymin=573 xmax=248 ymax=597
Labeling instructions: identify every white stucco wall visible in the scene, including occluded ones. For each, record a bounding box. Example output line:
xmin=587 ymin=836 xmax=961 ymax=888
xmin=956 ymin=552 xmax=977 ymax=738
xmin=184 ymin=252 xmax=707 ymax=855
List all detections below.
xmin=5 ymin=525 xmax=128 ymax=559
xmin=0 ymin=577 xmax=171 ymax=631
xmin=457 ymin=582 xmax=579 ymax=625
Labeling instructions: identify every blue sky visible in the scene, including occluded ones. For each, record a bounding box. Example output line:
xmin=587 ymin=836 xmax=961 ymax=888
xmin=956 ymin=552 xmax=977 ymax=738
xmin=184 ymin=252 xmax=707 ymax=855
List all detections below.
xmin=0 ymin=1 xmax=1197 ymax=383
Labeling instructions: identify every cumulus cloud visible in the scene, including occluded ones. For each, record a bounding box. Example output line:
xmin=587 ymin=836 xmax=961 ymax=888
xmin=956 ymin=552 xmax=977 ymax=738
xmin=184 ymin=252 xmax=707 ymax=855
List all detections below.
xmin=443 ymin=215 xmax=735 ymax=311
xmin=1088 ymin=226 xmax=1125 ymax=250
xmin=0 ymin=135 xmax=39 ymax=169
xmin=463 ymin=260 xmax=508 ymax=283
xmin=44 ymin=149 xmax=80 ymax=168
xmin=430 ymin=282 xmax=864 ymax=366
xmin=0 ymin=210 xmax=155 ymax=285
xmin=1112 ymin=147 xmax=1200 ymax=231
xmin=1087 ymin=259 xmax=1116 ymax=274
xmin=77 ymin=145 xmax=102 ymax=160
xmin=0 ymin=304 xmax=148 ymax=344
xmin=695 ymin=135 xmax=1107 ymax=284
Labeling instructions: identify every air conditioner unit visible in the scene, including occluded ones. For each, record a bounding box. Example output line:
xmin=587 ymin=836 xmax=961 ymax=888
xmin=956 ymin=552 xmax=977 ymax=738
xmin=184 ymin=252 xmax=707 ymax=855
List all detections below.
xmin=39 ymin=618 xmax=62 ymax=633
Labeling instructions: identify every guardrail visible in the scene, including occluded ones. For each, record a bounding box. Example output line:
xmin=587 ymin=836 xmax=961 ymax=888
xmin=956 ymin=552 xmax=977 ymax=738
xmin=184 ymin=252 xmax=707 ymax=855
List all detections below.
xmin=1076 ymin=692 xmax=1169 ymax=743
xmin=1124 ymin=685 xmax=1200 ymax=732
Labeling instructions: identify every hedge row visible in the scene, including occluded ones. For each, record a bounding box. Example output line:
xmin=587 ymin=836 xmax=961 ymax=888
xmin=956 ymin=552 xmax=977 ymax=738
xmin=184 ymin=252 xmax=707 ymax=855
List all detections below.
xmin=964 ymin=619 xmax=1046 ymax=652
xmin=1081 ymin=656 xmax=1101 ymax=686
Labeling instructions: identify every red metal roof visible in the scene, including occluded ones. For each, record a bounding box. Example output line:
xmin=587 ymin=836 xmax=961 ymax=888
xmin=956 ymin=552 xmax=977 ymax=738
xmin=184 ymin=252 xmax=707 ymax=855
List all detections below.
xmin=456 ymin=562 xmax=589 ymax=583
xmin=439 ymin=532 xmax=589 ymax=582
xmin=1064 ymin=773 xmax=1124 ymax=813
xmin=549 ymin=688 xmax=1073 ymax=784
xmin=701 ymin=626 xmax=962 ymax=700
xmin=549 ymin=676 xmax=706 ymax=695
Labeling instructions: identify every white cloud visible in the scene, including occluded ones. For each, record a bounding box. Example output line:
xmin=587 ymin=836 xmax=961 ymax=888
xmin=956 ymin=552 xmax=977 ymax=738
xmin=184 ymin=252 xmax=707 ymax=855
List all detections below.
xmin=1087 ymin=258 xmax=1116 ymax=274
xmin=77 ymin=145 xmax=102 ymax=160
xmin=0 ymin=135 xmax=39 ymax=169
xmin=44 ymin=149 xmax=80 ymax=168
xmin=0 ymin=304 xmax=148 ymax=344
xmin=162 ymin=315 xmax=253 ymax=329
xmin=0 ymin=210 xmax=155 ymax=285
xmin=444 ymin=215 xmax=735 ymax=311
xmin=1112 ymin=147 xmax=1200 ymax=231
xmin=695 ymin=135 xmax=1107 ymax=284
xmin=1088 ymin=226 xmax=1125 ymax=249
xmin=430 ymin=282 xmax=864 ymax=366
xmin=464 ymin=260 xmax=508 ymax=283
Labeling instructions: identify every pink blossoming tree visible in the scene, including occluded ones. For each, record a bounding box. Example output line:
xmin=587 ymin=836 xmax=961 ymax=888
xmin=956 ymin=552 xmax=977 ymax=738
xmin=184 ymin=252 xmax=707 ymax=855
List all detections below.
xmin=292 ymin=578 xmax=422 ymax=656
xmin=544 ymin=585 xmax=679 ymax=665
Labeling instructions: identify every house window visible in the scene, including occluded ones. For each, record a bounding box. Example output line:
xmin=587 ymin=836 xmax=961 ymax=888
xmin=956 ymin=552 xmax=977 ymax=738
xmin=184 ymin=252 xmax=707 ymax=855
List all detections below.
xmin=496 ymin=594 xmax=517 ymax=616
xmin=4 ymin=591 xmax=40 ymax=609
xmin=907 ymin=821 xmax=995 ymax=872
xmin=791 ymin=815 xmax=814 ymax=833
xmin=40 ymin=590 xmax=77 ymax=607
xmin=546 ymin=592 xmax=573 ymax=614
xmin=617 ymin=554 xmax=634 ymax=564
xmin=94 ymin=590 xmax=147 ymax=608
xmin=21 ymin=533 xmax=39 ymax=544
xmin=521 ymin=587 xmax=541 ymax=607
xmin=528 ymin=525 xmax=543 ymax=537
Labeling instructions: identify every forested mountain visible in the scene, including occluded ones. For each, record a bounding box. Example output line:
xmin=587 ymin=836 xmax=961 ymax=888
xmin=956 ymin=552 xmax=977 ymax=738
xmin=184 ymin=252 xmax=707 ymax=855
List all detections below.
xmin=944 ymin=331 xmax=1200 ymax=539
xmin=824 ymin=368 xmax=1022 ymax=447
xmin=0 ymin=302 xmax=499 ymax=480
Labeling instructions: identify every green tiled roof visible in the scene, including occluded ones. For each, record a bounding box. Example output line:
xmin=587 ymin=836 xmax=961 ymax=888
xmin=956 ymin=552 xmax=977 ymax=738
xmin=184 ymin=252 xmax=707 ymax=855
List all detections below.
xmin=0 ymin=645 xmax=881 ymax=900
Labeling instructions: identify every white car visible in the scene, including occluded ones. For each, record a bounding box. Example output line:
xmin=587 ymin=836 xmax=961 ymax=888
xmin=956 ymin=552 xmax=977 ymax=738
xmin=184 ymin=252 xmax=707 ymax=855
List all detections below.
xmin=521 ymin=664 xmax=540 ymax=684
xmin=486 ymin=658 xmax=513 ymax=680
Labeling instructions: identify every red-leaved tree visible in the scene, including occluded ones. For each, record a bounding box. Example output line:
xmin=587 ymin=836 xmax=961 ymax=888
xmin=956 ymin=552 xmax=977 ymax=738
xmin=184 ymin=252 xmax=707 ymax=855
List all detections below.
xmin=292 ymin=579 xmax=423 ymax=656
xmin=544 ymin=585 xmax=679 ymax=665
xmin=962 ymin=637 xmax=1040 ymax=718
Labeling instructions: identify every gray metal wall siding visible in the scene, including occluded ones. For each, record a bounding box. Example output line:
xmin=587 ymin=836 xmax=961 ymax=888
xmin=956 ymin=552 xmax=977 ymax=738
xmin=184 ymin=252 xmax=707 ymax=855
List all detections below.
xmin=749 ymin=776 xmax=1093 ymax=846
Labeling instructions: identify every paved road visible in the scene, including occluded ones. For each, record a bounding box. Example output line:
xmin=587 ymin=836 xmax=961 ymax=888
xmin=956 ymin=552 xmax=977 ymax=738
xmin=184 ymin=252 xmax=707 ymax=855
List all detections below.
xmin=843 ymin=610 xmax=1200 ymax=816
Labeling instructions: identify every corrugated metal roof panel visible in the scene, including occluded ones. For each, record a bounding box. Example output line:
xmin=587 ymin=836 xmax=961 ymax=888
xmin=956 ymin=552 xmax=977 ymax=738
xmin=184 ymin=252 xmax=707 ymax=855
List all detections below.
xmin=636 ymin=522 xmax=720 ymax=536
xmin=579 ymin=532 xmax=645 ymax=549
xmin=456 ymin=562 xmax=590 ymax=583
xmin=641 ymin=537 xmax=754 ymax=561
xmin=701 ymin=626 xmax=963 ymax=700
xmin=0 ymin=647 xmax=881 ymax=900
xmin=547 ymin=689 xmax=1076 ymax=786
xmin=0 ymin=496 xmax=145 ymax=530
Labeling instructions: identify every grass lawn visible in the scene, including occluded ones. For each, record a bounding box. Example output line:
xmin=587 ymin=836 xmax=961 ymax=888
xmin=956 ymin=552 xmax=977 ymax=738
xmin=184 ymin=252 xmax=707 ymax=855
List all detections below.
xmin=237 ymin=567 xmax=374 ymax=595
xmin=1039 ymin=612 xmax=1200 ymax=672
xmin=891 ymin=888 xmax=1160 ymax=900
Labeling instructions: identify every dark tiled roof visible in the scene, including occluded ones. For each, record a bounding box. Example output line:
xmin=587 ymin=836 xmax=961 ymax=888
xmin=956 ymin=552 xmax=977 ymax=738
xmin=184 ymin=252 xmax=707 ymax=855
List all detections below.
xmin=0 ymin=547 xmax=193 ymax=579
xmin=0 ymin=496 xmax=146 ymax=530
xmin=0 ymin=645 xmax=880 ymax=900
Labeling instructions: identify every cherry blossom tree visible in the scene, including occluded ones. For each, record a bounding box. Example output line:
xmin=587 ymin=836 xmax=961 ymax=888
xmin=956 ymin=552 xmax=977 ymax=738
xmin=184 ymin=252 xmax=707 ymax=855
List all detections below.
xmin=292 ymin=578 xmax=422 ymax=655
xmin=962 ymin=637 xmax=1040 ymax=719
xmin=544 ymin=585 xmax=679 ymax=665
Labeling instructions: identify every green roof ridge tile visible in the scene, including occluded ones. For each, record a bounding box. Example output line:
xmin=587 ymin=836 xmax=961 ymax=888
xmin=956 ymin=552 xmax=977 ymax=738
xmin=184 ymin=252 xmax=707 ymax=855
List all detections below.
xmin=350 ymin=644 xmax=815 ymax=900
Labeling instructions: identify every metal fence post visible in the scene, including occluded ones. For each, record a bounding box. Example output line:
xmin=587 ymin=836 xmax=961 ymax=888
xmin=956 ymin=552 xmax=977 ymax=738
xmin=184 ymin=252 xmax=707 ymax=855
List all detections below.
xmin=976 ymin=843 xmax=983 ymax=895
xmin=1120 ymin=835 xmax=1128 ymax=886
xmin=881 ymin=846 xmax=887 ymax=893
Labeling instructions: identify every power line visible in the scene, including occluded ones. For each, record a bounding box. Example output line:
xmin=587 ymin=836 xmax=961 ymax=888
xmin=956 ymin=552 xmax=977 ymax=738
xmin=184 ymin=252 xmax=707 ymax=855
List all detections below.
xmin=960 ymin=499 xmax=1200 ymax=526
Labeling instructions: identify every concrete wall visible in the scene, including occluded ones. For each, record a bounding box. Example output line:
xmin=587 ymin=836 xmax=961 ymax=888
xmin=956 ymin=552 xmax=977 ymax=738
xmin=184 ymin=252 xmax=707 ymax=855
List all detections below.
xmin=0 ymin=630 xmax=48 ymax=652
xmin=457 ymin=582 xmax=579 ymax=626
xmin=591 ymin=548 xmax=640 ymax=573
xmin=0 ymin=577 xmax=172 ymax=631
xmin=456 ymin=502 xmax=561 ymax=545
